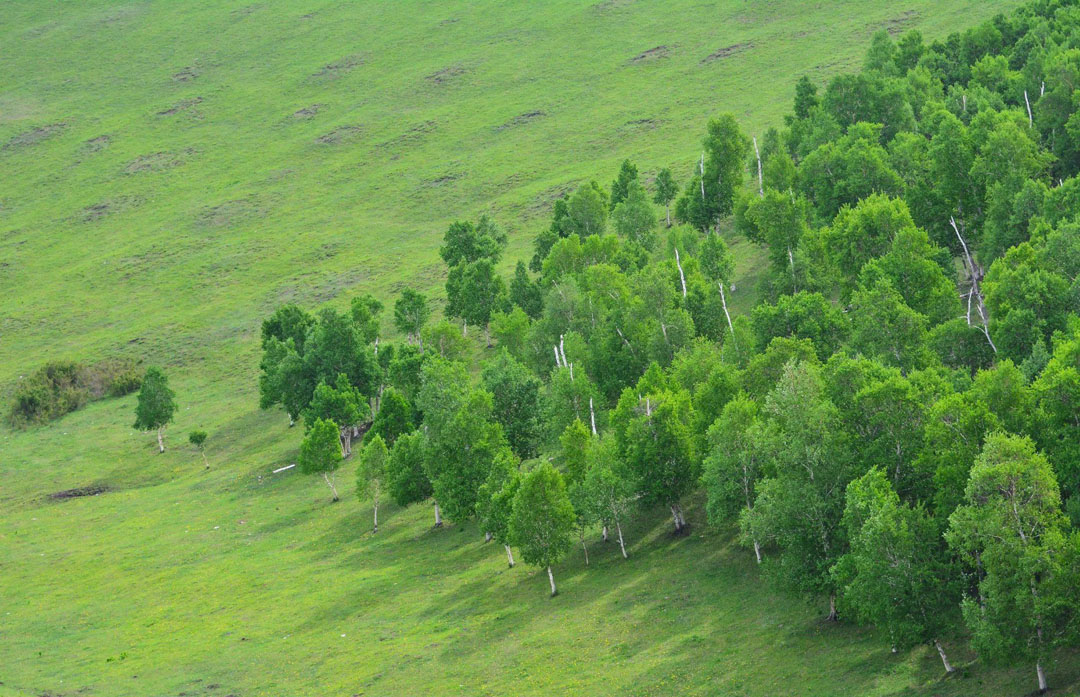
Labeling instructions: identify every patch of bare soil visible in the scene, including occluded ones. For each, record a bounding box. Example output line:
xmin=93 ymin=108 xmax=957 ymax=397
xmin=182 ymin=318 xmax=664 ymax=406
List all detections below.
xmin=172 ymin=66 xmax=199 ymax=82
xmin=83 ymin=135 xmax=111 ymax=152
xmin=377 ymin=120 xmax=437 ymax=152
xmin=79 ymin=196 xmax=143 ymax=223
xmin=157 ymin=97 xmax=203 ymax=116
xmin=3 ymin=123 xmax=65 ymax=151
xmin=314 ymin=55 xmax=363 ymax=78
xmin=592 ymin=0 xmax=636 ymax=13
xmin=50 ymin=485 xmax=109 ymax=500
xmin=872 ymin=10 xmax=920 ymax=35
xmin=197 ymin=197 xmax=265 ymax=229
xmin=426 ymin=64 xmax=468 ymax=84
xmin=701 ymin=42 xmax=754 ymax=63
xmin=629 ymin=45 xmax=671 ymax=63
xmin=291 ymin=104 xmax=325 ymax=120
xmin=123 ymin=150 xmax=193 ymax=174
xmin=315 ymin=125 xmax=362 ymax=144
xmin=425 ymin=172 xmax=463 ymax=186
xmin=495 ymin=110 xmax=545 ymax=132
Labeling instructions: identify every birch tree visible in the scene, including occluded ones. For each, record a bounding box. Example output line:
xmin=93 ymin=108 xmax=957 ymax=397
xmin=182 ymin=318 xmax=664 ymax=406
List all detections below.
xmin=133 ymin=367 xmax=176 ymax=453
xmin=358 ymin=434 xmax=389 ymax=532
xmin=509 ymin=462 xmax=576 ymax=596
xmin=299 ymin=418 xmax=343 ymax=502
xmin=833 ymin=468 xmax=961 ymax=673
xmin=946 ymin=433 xmax=1076 ymax=694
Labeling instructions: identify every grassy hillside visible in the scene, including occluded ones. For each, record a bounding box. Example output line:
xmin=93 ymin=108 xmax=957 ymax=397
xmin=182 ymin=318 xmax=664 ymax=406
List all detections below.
xmin=9 ymin=1 xmax=1077 ymax=695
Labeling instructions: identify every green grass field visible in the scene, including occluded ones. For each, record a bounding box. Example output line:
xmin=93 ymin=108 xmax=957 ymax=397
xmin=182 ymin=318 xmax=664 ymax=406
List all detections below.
xmin=9 ymin=1 xmax=1078 ymax=695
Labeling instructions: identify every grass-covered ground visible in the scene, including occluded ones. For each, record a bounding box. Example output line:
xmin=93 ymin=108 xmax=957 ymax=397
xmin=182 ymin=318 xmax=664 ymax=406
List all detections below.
xmin=9 ymin=1 xmax=1077 ymax=695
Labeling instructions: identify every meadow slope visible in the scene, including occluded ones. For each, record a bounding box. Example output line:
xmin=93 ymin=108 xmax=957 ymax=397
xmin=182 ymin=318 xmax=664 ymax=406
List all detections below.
xmin=7 ymin=1 xmax=1074 ymax=695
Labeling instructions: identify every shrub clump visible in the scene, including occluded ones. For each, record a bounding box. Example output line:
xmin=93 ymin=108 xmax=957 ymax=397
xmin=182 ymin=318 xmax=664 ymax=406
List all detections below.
xmin=10 ymin=358 xmax=142 ymax=426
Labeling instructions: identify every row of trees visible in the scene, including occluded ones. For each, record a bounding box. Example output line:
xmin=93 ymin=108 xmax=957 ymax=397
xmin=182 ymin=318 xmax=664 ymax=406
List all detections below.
xmin=257 ymin=1 xmax=1080 ymax=692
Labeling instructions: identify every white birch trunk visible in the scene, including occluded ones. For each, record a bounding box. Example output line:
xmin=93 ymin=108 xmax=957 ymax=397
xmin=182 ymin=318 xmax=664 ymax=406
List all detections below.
xmin=373 ymin=502 xmax=379 ymax=532
xmin=1037 ymin=661 xmax=1048 ymax=693
xmin=462 ymin=320 xmax=467 ymax=337
xmin=787 ymin=246 xmax=797 ymax=292
xmin=547 ymin=566 xmax=557 ymax=596
xmin=505 ymin=544 xmax=515 ymax=568
xmin=718 ymin=282 xmax=735 ymax=341
xmin=674 ymin=247 xmax=687 ymax=298
xmin=323 ymin=472 xmax=339 ymax=501
xmin=616 ymin=518 xmax=628 ymax=558
xmin=433 ymin=502 xmax=442 ymax=527
xmin=665 ymin=204 xmax=671 ymax=227
xmin=289 ymin=415 xmax=295 ymax=427
xmin=559 ymin=334 xmax=567 ymax=367
xmin=827 ymin=593 xmax=838 ymax=621
xmin=934 ymin=639 xmax=955 ymax=673
xmin=601 ymin=525 xmax=608 ymax=542
xmin=485 ymin=531 xmax=493 ymax=543
xmin=671 ymin=503 xmax=683 ymax=533
xmin=485 ymin=324 xmax=491 ymax=348
xmin=1025 ymin=90 xmax=1033 ymax=128
xmin=753 ymin=539 xmax=762 ymax=564
xmin=699 ymin=153 xmax=706 ymax=200
xmin=753 ymin=135 xmax=764 ymax=198
xmin=157 ymin=427 xmax=165 ymax=453
xmin=589 ymin=398 xmax=598 ymax=436
xmin=581 ymin=532 xmax=589 ymax=566
xmin=554 ymin=345 xmax=562 ymax=367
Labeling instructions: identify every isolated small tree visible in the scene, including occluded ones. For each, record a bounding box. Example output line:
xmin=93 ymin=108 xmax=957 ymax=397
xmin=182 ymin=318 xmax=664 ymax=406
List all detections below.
xmin=188 ymin=430 xmax=208 ymax=467
xmin=133 ymin=366 xmax=176 ymax=453
xmin=358 ymin=434 xmax=389 ymax=532
xmin=299 ymin=417 xmax=343 ymax=502
xmin=653 ymin=168 xmax=678 ymax=227
xmin=394 ymin=288 xmax=430 ymax=350
xmin=509 ymin=462 xmax=576 ymax=596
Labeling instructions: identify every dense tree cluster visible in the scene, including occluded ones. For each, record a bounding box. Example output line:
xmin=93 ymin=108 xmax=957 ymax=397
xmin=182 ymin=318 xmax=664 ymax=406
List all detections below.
xmin=257 ymin=2 xmax=1080 ymax=690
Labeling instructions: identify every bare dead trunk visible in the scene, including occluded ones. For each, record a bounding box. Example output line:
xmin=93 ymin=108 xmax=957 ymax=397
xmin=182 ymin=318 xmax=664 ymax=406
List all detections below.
xmin=505 ymin=544 xmax=515 ymax=567
xmin=826 ymin=593 xmax=838 ymax=621
xmin=616 ymin=518 xmax=628 ymax=558
xmin=934 ymin=639 xmax=955 ymax=674
xmin=433 ymin=502 xmax=442 ymax=527
xmin=548 ymin=566 xmax=558 ymax=596
xmin=323 ymin=472 xmax=339 ymax=501
xmin=1037 ymin=661 xmax=1048 ymax=693
xmin=157 ymin=427 xmax=165 ymax=453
